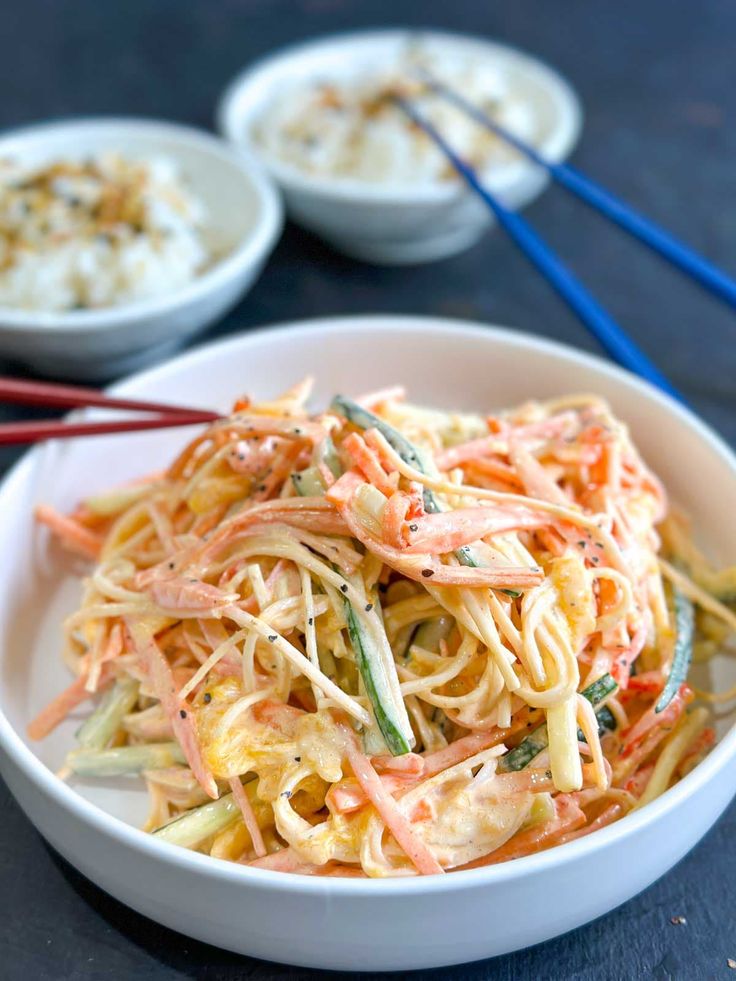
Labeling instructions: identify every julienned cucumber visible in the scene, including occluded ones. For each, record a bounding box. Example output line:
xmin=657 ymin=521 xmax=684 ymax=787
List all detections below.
xmin=498 ymin=673 xmax=618 ymax=773
xmin=655 ymin=586 xmax=694 ymax=713
xmin=331 ymin=396 xmax=521 ymax=597
xmin=344 ymin=599 xmax=411 ymax=756
xmin=290 ymin=456 xmax=411 ymax=755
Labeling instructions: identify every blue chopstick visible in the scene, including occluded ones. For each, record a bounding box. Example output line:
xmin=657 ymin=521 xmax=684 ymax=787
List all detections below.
xmin=395 ymin=95 xmax=684 ymax=403
xmin=420 ymin=74 xmax=736 ymax=312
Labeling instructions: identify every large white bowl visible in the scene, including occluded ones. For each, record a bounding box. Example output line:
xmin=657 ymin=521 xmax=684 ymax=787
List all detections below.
xmin=0 ymin=118 xmax=283 ymax=379
xmin=218 ymin=30 xmax=582 ymax=264
xmin=0 ymin=316 xmax=734 ymax=972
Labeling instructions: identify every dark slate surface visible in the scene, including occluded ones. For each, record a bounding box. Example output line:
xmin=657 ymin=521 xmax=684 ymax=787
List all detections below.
xmin=1 ymin=2 xmax=735 ymax=978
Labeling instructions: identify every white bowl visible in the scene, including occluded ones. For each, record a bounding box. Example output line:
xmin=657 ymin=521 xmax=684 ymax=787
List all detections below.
xmin=0 ymin=118 xmax=283 ymax=380
xmin=0 ymin=315 xmax=734 ymax=972
xmin=218 ymin=30 xmax=582 ymax=264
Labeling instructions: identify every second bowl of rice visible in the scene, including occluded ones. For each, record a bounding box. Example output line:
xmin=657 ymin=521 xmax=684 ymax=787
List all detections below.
xmin=218 ymin=30 xmax=582 ymax=264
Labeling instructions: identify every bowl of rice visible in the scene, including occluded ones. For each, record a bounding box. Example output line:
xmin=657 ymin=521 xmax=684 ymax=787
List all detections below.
xmin=218 ymin=30 xmax=581 ymax=264
xmin=0 ymin=118 xmax=283 ymax=379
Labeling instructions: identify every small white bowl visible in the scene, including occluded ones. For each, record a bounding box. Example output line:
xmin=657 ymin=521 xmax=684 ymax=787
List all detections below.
xmin=218 ymin=30 xmax=582 ymax=264
xmin=0 ymin=316 xmax=735 ymax=971
xmin=0 ymin=118 xmax=283 ymax=379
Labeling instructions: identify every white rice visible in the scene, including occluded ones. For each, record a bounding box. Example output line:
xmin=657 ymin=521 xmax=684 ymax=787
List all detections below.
xmin=0 ymin=153 xmax=210 ymax=311
xmin=254 ymin=43 xmax=538 ymax=186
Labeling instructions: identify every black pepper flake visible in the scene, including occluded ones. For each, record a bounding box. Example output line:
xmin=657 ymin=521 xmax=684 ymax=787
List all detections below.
xmin=294 ymin=756 xmax=301 ymax=762
xmin=268 ymin=634 xmax=277 ymax=642
xmin=340 ymin=583 xmax=348 ymax=593
xmin=409 ymin=523 xmax=418 ymax=532
xmin=293 ymin=428 xmax=302 ymax=435
xmin=365 ymin=603 xmax=373 ymax=612
xmin=591 ymin=556 xmax=600 ymax=564
xmin=238 ymin=453 xmax=245 ymax=461
xmin=577 ymin=540 xmax=586 ymax=547
xmin=544 ymin=769 xmax=552 ymax=779
xmin=421 ymin=568 xmax=434 ymax=578
xmin=203 ymin=692 xmax=212 ymax=704
xmin=257 ymin=484 xmax=266 ymax=492
xmin=280 ymin=790 xmax=292 ymax=799
xmin=308 ymin=617 xmax=314 ymax=626
xmin=179 ymin=709 xmax=187 ymax=719
xmin=168 ymin=561 xmax=175 ymax=569
xmin=293 ymin=472 xmax=302 ymax=481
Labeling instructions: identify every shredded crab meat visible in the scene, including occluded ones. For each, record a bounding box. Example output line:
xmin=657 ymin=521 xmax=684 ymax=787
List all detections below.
xmin=28 ymin=383 xmax=727 ymax=876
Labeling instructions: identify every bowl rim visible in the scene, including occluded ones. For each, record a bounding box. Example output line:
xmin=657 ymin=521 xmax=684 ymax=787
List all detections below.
xmin=216 ymin=27 xmax=583 ymax=204
xmin=0 ymin=116 xmax=283 ymax=332
xmin=1 ymin=313 xmax=734 ymax=897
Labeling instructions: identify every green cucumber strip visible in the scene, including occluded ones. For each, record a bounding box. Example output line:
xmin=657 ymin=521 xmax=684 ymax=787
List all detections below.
xmin=498 ymin=673 xmax=618 ymax=773
xmin=291 ymin=452 xmax=411 ymax=756
xmin=581 ymin=672 xmax=618 ymax=707
xmin=344 ymin=597 xmax=411 ymax=757
xmin=655 ymin=587 xmax=694 ymax=713
xmin=291 ymin=466 xmax=326 ymax=497
xmin=67 ymin=742 xmax=185 ymax=777
xmin=498 ymin=724 xmax=550 ymax=772
xmin=318 ymin=435 xmax=342 ymax=478
xmin=75 ymin=677 xmax=140 ymax=750
xmin=153 ymin=793 xmax=238 ymax=847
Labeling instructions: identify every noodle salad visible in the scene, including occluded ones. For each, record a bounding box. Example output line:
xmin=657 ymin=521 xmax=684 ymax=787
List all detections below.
xmin=29 ymin=381 xmax=735 ymax=877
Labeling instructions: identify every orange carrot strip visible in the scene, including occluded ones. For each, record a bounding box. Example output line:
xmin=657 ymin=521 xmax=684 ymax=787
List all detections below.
xmin=345 ymin=739 xmax=444 ymax=875
xmin=621 ymin=685 xmax=691 ymax=754
xmin=327 ymin=472 xmax=542 ymax=589
xmin=27 ymin=666 xmax=114 ymax=741
xmin=343 ymin=432 xmax=395 ymax=497
xmin=228 ymin=777 xmax=266 ymax=857
xmin=35 ymin=504 xmax=103 ymax=559
xmin=126 ymin=619 xmax=218 ymax=799
xmin=382 ymin=491 xmax=410 ymax=549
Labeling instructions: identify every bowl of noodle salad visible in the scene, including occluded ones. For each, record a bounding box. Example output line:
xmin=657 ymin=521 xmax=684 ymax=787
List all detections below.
xmin=2 ymin=316 xmax=736 ymax=970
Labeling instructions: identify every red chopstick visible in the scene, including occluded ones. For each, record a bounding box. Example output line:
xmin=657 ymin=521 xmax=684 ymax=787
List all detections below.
xmin=0 ymin=377 xmax=221 ymax=417
xmin=0 ymin=377 xmax=224 ymax=446
xmin=0 ymin=412 xmax=222 ymax=446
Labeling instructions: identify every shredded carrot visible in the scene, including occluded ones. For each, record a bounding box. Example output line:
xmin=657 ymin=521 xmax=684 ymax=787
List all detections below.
xmin=35 ymin=504 xmax=102 ymax=559
xmin=228 ymin=777 xmax=266 ymax=857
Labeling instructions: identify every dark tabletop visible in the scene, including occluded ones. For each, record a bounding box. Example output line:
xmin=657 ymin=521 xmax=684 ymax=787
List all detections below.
xmin=1 ymin=2 xmax=735 ymax=978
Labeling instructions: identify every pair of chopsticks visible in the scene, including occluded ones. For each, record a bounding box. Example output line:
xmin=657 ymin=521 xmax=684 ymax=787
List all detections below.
xmin=0 ymin=377 xmax=222 ymax=446
xmin=396 ymin=76 xmax=736 ymax=403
